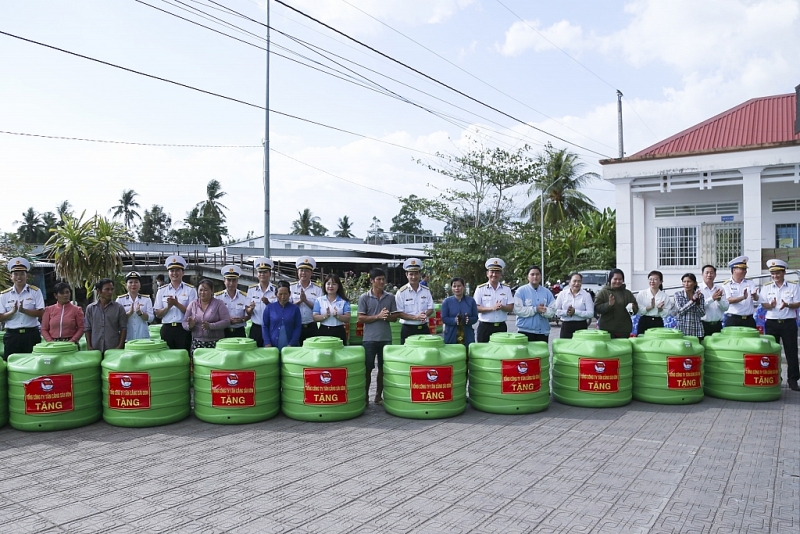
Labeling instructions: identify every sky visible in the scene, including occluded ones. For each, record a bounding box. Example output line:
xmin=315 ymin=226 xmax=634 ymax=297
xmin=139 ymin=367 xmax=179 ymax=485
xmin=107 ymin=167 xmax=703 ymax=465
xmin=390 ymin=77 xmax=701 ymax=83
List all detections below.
xmin=1 ymin=0 xmax=799 ymax=243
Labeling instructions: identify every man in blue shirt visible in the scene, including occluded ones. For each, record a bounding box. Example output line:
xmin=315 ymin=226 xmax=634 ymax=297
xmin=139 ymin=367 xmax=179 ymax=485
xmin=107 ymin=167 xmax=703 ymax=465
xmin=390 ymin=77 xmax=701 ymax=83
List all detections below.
xmin=514 ymin=265 xmax=555 ymax=343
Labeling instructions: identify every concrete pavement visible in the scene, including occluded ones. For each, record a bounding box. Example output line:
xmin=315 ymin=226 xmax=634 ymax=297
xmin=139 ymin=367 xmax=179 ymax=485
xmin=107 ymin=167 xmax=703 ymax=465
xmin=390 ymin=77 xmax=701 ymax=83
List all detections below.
xmin=0 ymin=322 xmax=798 ymax=533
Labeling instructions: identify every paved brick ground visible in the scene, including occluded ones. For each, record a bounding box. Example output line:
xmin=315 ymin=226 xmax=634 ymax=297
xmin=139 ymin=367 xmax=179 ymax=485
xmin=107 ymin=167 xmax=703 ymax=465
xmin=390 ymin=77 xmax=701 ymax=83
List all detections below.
xmin=1 ymin=322 xmax=798 ymax=533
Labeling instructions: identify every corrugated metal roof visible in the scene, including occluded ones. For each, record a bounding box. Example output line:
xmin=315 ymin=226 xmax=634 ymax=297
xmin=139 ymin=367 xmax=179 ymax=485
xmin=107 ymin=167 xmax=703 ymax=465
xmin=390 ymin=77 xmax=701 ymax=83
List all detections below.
xmin=610 ymin=92 xmax=799 ymax=162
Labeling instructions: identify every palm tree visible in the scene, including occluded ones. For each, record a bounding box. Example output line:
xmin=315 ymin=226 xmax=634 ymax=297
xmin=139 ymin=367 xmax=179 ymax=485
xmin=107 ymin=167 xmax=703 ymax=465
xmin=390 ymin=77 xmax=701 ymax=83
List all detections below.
xmin=41 ymin=212 xmax=58 ymax=236
xmin=109 ymin=189 xmax=142 ymax=230
xmin=56 ymin=200 xmax=73 ymax=220
xmin=521 ymin=146 xmax=599 ymax=225
xmin=196 ymin=179 xmax=228 ymax=222
xmin=291 ymin=208 xmax=327 ymax=236
xmin=14 ymin=207 xmax=46 ymax=243
xmin=335 ymin=216 xmax=356 ymax=238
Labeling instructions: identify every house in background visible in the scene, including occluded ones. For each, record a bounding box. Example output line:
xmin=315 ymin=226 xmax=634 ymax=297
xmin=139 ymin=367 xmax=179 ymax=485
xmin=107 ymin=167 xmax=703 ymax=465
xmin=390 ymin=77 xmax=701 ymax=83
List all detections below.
xmin=601 ymin=84 xmax=800 ymax=290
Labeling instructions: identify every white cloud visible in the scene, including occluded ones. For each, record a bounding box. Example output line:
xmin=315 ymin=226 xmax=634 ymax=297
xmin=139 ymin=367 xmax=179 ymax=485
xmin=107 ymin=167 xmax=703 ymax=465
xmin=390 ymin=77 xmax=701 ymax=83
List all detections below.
xmin=498 ymin=19 xmax=585 ymax=56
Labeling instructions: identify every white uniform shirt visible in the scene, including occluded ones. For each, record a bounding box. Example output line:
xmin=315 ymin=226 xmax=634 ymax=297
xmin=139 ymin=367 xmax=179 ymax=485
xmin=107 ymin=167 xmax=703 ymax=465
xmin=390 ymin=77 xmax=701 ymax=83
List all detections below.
xmin=215 ymin=289 xmax=249 ymax=329
xmin=154 ymin=282 xmax=197 ymax=324
xmin=116 ymin=293 xmax=154 ymax=340
xmin=722 ymin=278 xmax=759 ymax=316
xmin=246 ymin=283 xmax=275 ymax=325
xmin=474 ymin=282 xmax=512 ymax=323
xmin=0 ymin=284 xmax=45 ymax=329
xmin=635 ymin=289 xmax=672 ymax=318
xmin=759 ymin=281 xmax=799 ymax=320
xmin=395 ymin=283 xmax=433 ymax=325
xmin=291 ymin=281 xmax=323 ymax=324
xmin=555 ymin=289 xmax=595 ymax=321
xmin=699 ymin=283 xmax=729 ymax=322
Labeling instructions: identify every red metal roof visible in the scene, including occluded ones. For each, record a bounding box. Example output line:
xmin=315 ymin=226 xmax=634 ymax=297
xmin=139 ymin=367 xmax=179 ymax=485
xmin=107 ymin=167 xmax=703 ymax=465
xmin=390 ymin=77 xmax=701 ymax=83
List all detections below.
xmin=623 ymin=92 xmax=799 ymax=161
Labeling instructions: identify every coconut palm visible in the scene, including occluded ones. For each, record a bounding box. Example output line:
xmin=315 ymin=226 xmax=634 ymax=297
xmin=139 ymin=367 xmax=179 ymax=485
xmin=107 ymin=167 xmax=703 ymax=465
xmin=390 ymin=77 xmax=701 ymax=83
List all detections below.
xmin=109 ymin=189 xmax=142 ymax=230
xmin=56 ymin=200 xmax=73 ymax=219
xmin=14 ymin=207 xmax=46 ymax=243
xmin=521 ymin=146 xmax=599 ymax=225
xmin=335 ymin=216 xmax=356 ymax=238
xmin=196 ymin=179 xmax=228 ymax=222
xmin=291 ymin=208 xmax=327 ymax=236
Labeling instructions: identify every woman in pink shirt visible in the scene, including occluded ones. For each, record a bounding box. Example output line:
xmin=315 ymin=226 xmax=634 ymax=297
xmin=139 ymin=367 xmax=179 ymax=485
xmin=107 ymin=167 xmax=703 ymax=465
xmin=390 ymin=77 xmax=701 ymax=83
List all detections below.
xmin=41 ymin=282 xmax=85 ymax=343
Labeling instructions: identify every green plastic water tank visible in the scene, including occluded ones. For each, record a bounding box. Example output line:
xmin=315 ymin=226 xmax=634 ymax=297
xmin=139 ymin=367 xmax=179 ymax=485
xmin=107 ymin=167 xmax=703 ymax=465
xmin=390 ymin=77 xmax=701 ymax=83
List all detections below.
xmin=101 ymin=339 xmax=190 ymax=427
xmin=281 ymin=336 xmax=366 ymax=421
xmin=0 ymin=359 xmax=8 ymax=428
xmin=468 ymin=332 xmax=550 ymax=414
xmin=552 ymin=329 xmax=632 ymax=407
xmin=703 ymin=327 xmax=782 ymax=401
xmin=148 ymin=324 xmax=162 ymax=341
xmin=630 ymin=328 xmax=704 ymax=404
xmin=7 ymin=342 xmax=102 ymax=431
xmin=193 ymin=338 xmax=280 ymax=424
xmin=383 ymin=335 xmax=467 ymax=419
xmin=391 ymin=321 xmax=402 ymax=345
xmin=349 ymin=306 xmax=363 ymax=346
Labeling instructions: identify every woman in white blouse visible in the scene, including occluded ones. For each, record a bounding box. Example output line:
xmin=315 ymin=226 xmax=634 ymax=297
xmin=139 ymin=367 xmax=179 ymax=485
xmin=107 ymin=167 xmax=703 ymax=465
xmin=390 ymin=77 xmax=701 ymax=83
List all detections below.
xmin=116 ymin=271 xmax=154 ymax=341
xmin=312 ymin=274 xmax=351 ymax=345
xmin=555 ymin=272 xmax=595 ymax=339
xmin=635 ymin=270 xmax=671 ymax=336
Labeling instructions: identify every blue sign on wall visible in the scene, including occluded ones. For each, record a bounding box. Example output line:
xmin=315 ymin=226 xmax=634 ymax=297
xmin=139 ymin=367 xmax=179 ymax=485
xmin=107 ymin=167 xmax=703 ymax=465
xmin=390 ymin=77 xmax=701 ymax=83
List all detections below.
xmin=721 ymin=215 xmax=734 ymax=222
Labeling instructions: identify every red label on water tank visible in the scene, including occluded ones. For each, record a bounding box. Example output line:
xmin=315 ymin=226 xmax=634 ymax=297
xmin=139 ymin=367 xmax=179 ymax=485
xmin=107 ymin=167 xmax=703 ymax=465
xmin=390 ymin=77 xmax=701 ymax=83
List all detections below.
xmin=24 ymin=374 xmax=74 ymax=414
xmin=743 ymin=354 xmax=779 ymax=386
xmin=501 ymin=359 xmax=541 ymax=393
xmin=667 ymin=357 xmax=702 ymax=389
xmin=211 ymin=370 xmax=255 ymax=407
xmin=578 ymin=359 xmax=619 ymax=393
xmin=410 ymin=366 xmax=453 ymax=402
xmin=108 ymin=372 xmax=151 ymax=409
xmin=356 ymin=323 xmax=364 ymax=336
xmin=303 ymin=368 xmax=348 ymax=405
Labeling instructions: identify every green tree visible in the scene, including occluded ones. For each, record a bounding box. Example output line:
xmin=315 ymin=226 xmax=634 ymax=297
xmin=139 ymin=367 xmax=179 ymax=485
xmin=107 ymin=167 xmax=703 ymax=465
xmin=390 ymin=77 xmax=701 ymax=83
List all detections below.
xmin=110 ymin=189 xmax=142 ymax=230
xmin=56 ymin=200 xmax=73 ymax=220
xmin=521 ymin=145 xmax=599 ymax=224
xmin=138 ymin=205 xmax=173 ymax=243
xmin=170 ymin=206 xmax=228 ymax=247
xmin=335 ymin=216 xmax=356 ymax=238
xmin=14 ymin=207 xmax=47 ymax=243
xmin=390 ymin=195 xmax=430 ymax=235
xmin=291 ymin=208 xmax=327 ymax=236
xmin=42 ymin=212 xmax=58 ymax=235
xmin=196 ymin=179 xmax=228 ymax=222
xmin=44 ymin=212 xmax=130 ymax=300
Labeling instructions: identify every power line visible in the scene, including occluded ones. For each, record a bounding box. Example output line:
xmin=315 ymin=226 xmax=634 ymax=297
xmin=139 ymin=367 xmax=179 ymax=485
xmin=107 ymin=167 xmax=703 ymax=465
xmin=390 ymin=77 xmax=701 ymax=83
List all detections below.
xmin=339 ymin=0 xmax=616 ymax=152
xmin=228 ymin=0 xmax=613 ymax=158
xmin=0 ymin=29 xmax=438 ymax=156
xmin=494 ymin=0 xmax=660 ymax=142
xmin=0 ymin=130 xmax=261 ymax=147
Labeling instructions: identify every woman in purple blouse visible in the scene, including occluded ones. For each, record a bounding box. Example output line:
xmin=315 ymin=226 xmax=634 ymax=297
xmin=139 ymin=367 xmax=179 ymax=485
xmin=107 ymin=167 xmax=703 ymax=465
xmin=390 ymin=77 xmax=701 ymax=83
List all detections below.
xmin=182 ymin=279 xmax=231 ymax=355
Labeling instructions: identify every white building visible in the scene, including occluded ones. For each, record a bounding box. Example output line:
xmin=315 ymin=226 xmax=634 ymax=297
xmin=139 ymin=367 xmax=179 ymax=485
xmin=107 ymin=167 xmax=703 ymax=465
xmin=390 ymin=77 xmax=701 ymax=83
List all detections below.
xmin=602 ymin=86 xmax=800 ymax=290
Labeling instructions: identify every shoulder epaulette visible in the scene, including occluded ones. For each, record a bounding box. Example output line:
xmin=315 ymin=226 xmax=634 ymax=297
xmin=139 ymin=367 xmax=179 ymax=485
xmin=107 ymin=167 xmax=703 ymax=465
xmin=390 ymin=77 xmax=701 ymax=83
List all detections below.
xmin=215 ymin=290 xmax=225 ymax=296
xmin=722 ymin=280 xmax=731 ymax=285
xmin=249 ymin=283 xmax=258 ymax=288
xmin=239 ymin=290 xmax=247 ymax=296
xmin=140 ymin=294 xmax=149 ymax=298
xmin=763 ymin=281 xmax=774 ymax=287
xmin=0 ymin=287 xmax=11 ymax=294
xmin=28 ymin=285 xmax=39 ymax=291
xmin=477 ymin=282 xmax=488 ymax=288
xmin=184 ymin=283 xmax=195 ymax=288
xmin=397 ymin=283 xmax=409 ymax=292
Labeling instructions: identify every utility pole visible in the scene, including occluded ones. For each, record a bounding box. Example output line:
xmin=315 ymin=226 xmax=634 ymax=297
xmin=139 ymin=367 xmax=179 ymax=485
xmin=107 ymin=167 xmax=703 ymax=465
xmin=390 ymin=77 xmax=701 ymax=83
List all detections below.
xmin=263 ymin=0 xmax=271 ymax=257
xmin=617 ymin=90 xmax=624 ymax=158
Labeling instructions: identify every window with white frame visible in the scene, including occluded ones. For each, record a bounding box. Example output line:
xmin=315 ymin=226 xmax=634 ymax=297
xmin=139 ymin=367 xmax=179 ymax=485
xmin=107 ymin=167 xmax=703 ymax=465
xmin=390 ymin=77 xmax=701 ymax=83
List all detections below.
xmin=657 ymin=227 xmax=698 ymax=267
xmin=776 ymin=223 xmax=799 ymax=248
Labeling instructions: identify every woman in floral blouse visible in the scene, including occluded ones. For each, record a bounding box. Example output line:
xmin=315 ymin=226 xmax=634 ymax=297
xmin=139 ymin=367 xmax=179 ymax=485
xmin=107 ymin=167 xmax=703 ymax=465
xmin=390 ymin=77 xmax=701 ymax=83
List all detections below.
xmin=673 ymin=273 xmax=706 ymax=341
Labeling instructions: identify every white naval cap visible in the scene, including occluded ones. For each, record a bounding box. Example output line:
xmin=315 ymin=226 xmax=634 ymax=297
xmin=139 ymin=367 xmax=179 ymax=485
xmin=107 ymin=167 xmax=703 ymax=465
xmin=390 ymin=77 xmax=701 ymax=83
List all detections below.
xmin=766 ymin=259 xmax=788 ymax=272
xmin=165 ymin=255 xmax=187 ymax=270
xmin=125 ymin=270 xmax=142 ymax=281
xmin=253 ymin=257 xmax=274 ymax=272
xmin=728 ymin=256 xmax=749 ymax=270
xmin=403 ymin=258 xmax=423 ymax=272
xmin=296 ymin=257 xmax=316 ymax=270
xmin=222 ymin=264 xmax=242 ymax=279
xmin=8 ymin=257 xmax=31 ymax=273
xmin=485 ymin=257 xmax=505 ymax=271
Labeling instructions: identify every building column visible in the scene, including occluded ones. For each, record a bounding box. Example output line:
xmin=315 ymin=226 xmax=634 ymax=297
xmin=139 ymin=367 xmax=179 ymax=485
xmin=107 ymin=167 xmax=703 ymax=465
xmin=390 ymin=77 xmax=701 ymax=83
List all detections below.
xmin=615 ymin=180 xmax=634 ymax=278
xmin=740 ymin=166 xmax=764 ymax=272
